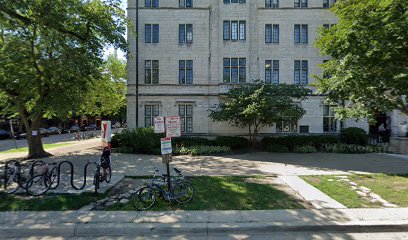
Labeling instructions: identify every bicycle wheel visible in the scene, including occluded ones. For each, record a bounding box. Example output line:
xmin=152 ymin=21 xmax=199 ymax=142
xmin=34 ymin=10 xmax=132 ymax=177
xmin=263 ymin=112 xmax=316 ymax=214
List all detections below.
xmin=26 ymin=174 xmax=52 ymax=196
xmin=4 ymin=165 xmax=20 ymax=194
xmin=172 ymin=182 xmax=194 ymax=204
xmin=105 ymin=166 xmax=112 ymax=183
xmin=133 ymin=186 xmax=156 ymax=210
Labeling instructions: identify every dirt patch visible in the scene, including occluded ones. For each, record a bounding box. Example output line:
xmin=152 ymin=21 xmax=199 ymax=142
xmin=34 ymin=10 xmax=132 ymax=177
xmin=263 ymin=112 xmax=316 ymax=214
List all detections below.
xmin=244 ymin=177 xmax=313 ymax=209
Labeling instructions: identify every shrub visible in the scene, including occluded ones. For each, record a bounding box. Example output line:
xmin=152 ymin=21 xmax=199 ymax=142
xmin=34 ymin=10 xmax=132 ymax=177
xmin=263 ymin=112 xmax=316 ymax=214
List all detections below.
xmin=172 ymin=137 xmax=214 ymax=148
xmin=214 ymin=136 xmax=249 ymax=149
xmin=323 ymin=144 xmax=382 ymax=154
xmin=293 ymin=145 xmax=318 ymax=153
xmin=340 ymin=127 xmax=368 ymax=146
xmin=264 ymin=145 xmax=289 ymax=153
xmin=174 ymin=145 xmax=231 ymax=156
xmin=110 ymin=127 xmax=164 ymax=154
xmin=113 ymin=147 xmax=133 ymax=154
xmin=262 ymin=135 xmax=339 ymax=151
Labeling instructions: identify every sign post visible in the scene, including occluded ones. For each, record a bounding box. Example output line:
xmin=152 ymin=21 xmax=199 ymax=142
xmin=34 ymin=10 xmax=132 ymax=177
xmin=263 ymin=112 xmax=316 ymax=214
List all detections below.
xmin=101 ymin=121 xmax=112 ymax=149
xmin=9 ymin=120 xmax=17 ymax=149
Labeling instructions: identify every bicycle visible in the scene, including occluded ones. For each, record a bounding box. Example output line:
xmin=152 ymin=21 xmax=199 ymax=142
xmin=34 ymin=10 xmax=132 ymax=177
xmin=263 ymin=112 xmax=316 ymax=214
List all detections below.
xmin=93 ymin=147 xmax=112 ymax=194
xmin=132 ymin=167 xmax=194 ymax=210
xmin=25 ymin=162 xmax=58 ymax=196
xmin=1 ymin=160 xmax=41 ymax=194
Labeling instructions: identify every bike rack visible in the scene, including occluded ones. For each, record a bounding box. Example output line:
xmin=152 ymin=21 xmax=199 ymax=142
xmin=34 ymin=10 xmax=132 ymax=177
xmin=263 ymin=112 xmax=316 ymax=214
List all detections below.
xmin=2 ymin=160 xmax=100 ymax=195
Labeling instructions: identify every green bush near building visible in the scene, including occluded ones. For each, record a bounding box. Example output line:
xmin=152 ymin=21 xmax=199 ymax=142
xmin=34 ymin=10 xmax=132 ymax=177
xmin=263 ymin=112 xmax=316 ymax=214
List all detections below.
xmin=323 ymin=144 xmax=382 ymax=154
xmin=340 ymin=127 xmax=368 ymax=146
xmin=174 ymin=145 xmax=231 ymax=156
xmin=262 ymin=135 xmax=339 ymax=152
xmin=214 ymin=136 xmax=249 ymax=149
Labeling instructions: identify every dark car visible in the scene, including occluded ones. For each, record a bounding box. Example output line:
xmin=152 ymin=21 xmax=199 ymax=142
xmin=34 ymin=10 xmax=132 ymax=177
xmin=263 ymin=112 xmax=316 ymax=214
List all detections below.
xmin=85 ymin=124 xmax=98 ymax=131
xmin=0 ymin=130 xmax=11 ymax=140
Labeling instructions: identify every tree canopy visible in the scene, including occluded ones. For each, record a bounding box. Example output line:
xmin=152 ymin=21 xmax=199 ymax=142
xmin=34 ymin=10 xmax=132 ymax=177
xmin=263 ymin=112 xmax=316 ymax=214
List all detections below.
xmin=314 ymin=0 xmax=408 ymax=120
xmin=209 ymin=82 xmax=311 ymax=147
xmin=0 ymin=0 xmax=127 ymax=158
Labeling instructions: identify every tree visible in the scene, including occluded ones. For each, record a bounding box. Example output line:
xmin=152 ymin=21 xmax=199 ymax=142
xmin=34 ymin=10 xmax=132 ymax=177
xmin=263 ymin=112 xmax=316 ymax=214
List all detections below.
xmin=79 ymin=52 xmax=127 ymax=120
xmin=209 ymin=81 xmax=311 ymax=147
xmin=314 ymin=0 xmax=408 ymax=120
xmin=0 ymin=0 xmax=127 ymax=158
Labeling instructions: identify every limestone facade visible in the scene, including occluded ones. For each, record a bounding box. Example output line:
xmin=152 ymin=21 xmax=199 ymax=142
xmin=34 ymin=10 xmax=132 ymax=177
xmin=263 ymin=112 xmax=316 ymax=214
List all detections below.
xmin=126 ymin=0 xmax=369 ymax=135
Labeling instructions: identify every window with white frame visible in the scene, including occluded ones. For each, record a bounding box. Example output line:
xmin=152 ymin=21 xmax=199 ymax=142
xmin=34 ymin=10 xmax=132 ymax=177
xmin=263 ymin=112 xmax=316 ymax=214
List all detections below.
xmin=294 ymin=24 xmax=308 ymax=44
xmin=223 ymin=58 xmax=246 ymax=83
xmin=179 ymin=0 xmax=192 ymax=7
xmin=323 ymin=104 xmax=337 ymax=132
xmin=145 ymin=0 xmax=159 ymax=7
xmin=145 ymin=24 xmax=159 ymax=43
xmin=223 ymin=21 xmax=246 ymax=41
xmin=294 ymin=0 xmax=307 ymax=8
xmin=179 ymin=105 xmax=193 ymax=133
xmin=145 ymin=105 xmax=159 ymax=127
xmin=179 ymin=60 xmax=193 ymax=84
xmin=276 ymin=116 xmax=298 ymax=133
xmin=294 ymin=60 xmax=308 ymax=85
xmin=265 ymin=24 xmax=279 ymax=44
xmin=265 ymin=60 xmax=279 ymax=84
xmin=323 ymin=0 xmax=336 ymax=8
xmin=224 ymin=0 xmax=246 ymax=4
xmin=145 ymin=60 xmax=159 ymax=84
xmin=179 ymin=24 xmax=193 ymax=44
xmin=266 ymin=0 xmax=279 ymax=8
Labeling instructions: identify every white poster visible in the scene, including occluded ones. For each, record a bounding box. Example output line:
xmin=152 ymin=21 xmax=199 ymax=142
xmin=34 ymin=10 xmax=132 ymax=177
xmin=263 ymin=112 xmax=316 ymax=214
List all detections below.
xmin=154 ymin=116 xmax=165 ymax=133
xmin=101 ymin=121 xmax=112 ymax=142
xmin=165 ymin=116 xmax=181 ymax=138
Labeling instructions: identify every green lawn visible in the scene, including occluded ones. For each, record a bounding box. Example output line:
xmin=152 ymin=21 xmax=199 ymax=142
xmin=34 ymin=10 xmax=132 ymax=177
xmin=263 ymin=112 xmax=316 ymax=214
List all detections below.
xmin=348 ymin=174 xmax=408 ymax=207
xmin=107 ymin=176 xmax=305 ymax=211
xmin=1 ymin=143 xmax=74 ymax=153
xmin=0 ymin=192 xmax=106 ymax=211
xmin=302 ymin=174 xmax=408 ymax=208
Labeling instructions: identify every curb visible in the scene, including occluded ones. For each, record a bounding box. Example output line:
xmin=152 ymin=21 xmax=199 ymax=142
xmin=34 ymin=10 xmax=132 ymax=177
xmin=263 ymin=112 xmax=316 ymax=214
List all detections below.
xmin=2 ymin=222 xmax=408 ymax=237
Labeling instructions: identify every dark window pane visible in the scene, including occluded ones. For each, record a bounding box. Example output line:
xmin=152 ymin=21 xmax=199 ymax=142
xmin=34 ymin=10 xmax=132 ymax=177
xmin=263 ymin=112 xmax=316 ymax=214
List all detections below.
xmin=273 ymin=25 xmax=279 ymax=43
xmin=239 ymin=21 xmax=246 ymax=40
xmin=239 ymin=67 xmax=246 ymax=82
xmin=152 ymin=0 xmax=159 ymax=7
xmin=231 ymin=58 xmax=238 ymax=66
xmin=152 ymin=24 xmax=159 ymax=43
xmin=239 ymin=58 xmax=246 ymax=66
xmin=145 ymin=24 xmax=151 ymax=43
xmin=186 ymin=0 xmax=193 ymax=7
xmin=294 ymin=25 xmax=300 ymax=43
xmin=186 ymin=60 xmax=193 ymax=68
xmin=223 ymin=21 xmax=230 ymax=40
xmin=301 ymin=0 xmax=307 ymax=7
xmin=302 ymin=25 xmax=308 ymax=43
xmin=186 ymin=69 xmax=193 ymax=84
xmin=145 ymin=105 xmax=151 ymax=116
xmin=145 ymin=117 xmax=152 ymax=127
xmin=179 ymin=69 xmax=185 ymax=84
xmin=186 ymin=117 xmax=193 ymax=132
xmin=145 ymin=69 xmax=151 ymax=84
xmin=186 ymin=105 xmax=193 ymax=116
xmin=265 ymin=24 xmax=272 ymax=43
xmin=265 ymin=69 xmax=272 ymax=84
xmin=179 ymin=25 xmax=185 ymax=43
xmin=231 ymin=68 xmax=238 ymax=83
xmin=179 ymin=105 xmax=185 ymax=116
xmin=152 ymin=105 xmax=159 ymax=116
xmin=223 ymin=58 xmax=230 ymax=66
xmin=273 ymin=69 xmax=279 ymax=84
xmin=152 ymin=69 xmax=159 ymax=84
xmin=224 ymin=0 xmax=230 ymax=3
xmin=273 ymin=60 xmax=279 ymax=69
xmin=145 ymin=0 xmax=151 ymax=7
xmin=179 ymin=60 xmax=185 ymax=68
xmin=265 ymin=60 xmax=272 ymax=69
xmin=152 ymin=60 xmax=159 ymax=68
xmin=223 ymin=67 xmax=230 ymax=83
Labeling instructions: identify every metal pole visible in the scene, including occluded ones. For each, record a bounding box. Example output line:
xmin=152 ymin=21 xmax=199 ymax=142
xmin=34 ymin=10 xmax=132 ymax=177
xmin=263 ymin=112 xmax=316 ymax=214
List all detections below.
xmin=9 ymin=120 xmax=17 ymax=149
xmin=166 ymin=155 xmax=171 ymax=191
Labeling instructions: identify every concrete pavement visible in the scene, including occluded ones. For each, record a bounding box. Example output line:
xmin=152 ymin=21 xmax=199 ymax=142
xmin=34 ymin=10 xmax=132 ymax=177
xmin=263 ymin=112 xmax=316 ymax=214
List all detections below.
xmin=2 ymin=209 xmax=408 ymax=238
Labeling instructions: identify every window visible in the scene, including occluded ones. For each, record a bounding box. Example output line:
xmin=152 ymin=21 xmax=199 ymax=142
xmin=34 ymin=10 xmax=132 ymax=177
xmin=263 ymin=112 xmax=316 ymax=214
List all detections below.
xmin=294 ymin=0 xmax=307 ymax=8
xmin=223 ymin=21 xmax=246 ymax=41
xmin=323 ymin=0 xmax=336 ymax=8
xmin=179 ymin=105 xmax=193 ymax=133
xmin=179 ymin=60 xmax=193 ymax=84
xmin=323 ymin=24 xmax=335 ymax=29
xmin=179 ymin=24 xmax=193 ymax=44
xmin=323 ymin=104 xmax=337 ymax=132
xmin=294 ymin=24 xmax=308 ymax=44
xmin=265 ymin=60 xmax=279 ymax=84
xmin=266 ymin=0 xmax=279 ymax=8
xmin=145 ymin=24 xmax=159 ymax=43
xmin=145 ymin=60 xmax=159 ymax=84
xmin=145 ymin=105 xmax=159 ymax=127
xmin=224 ymin=0 xmax=246 ymax=4
xmin=276 ymin=116 xmax=298 ymax=133
xmin=265 ymin=24 xmax=279 ymax=44
xmin=145 ymin=0 xmax=159 ymax=7
xmin=223 ymin=58 xmax=246 ymax=83
xmin=294 ymin=60 xmax=308 ymax=85
xmin=179 ymin=0 xmax=192 ymax=7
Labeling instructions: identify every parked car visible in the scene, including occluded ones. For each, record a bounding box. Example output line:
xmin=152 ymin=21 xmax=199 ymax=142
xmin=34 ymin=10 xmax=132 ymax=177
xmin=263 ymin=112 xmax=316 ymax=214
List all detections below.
xmin=48 ymin=127 xmax=62 ymax=134
xmin=39 ymin=128 xmax=51 ymax=137
xmin=0 ymin=130 xmax=11 ymax=140
xmin=85 ymin=124 xmax=98 ymax=131
xmin=68 ymin=125 xmax=81 ymax=133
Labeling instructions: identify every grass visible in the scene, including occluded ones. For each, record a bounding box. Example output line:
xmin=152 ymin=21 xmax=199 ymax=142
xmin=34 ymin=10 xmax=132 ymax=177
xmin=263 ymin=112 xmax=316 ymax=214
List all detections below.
xmin=107 ymin=176 xmax=305 ymax=211
xmin=302 ymin=175 xmax=382 ymax=208
xmin=348 ymin=174 xmax=408 ymax=207
xmin=0 ymin=192 xmax=106 ymax=211
xmin=1 ymin=143 xmax=74 ymax=153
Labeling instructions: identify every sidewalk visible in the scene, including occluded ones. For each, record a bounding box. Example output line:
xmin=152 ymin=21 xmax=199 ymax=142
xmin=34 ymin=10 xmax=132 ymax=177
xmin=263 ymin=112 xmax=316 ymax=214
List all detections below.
xmin=0 ymin=138 xmax=100 ymax=162
xmin=1 ymin=208 xmax=408 ymax=238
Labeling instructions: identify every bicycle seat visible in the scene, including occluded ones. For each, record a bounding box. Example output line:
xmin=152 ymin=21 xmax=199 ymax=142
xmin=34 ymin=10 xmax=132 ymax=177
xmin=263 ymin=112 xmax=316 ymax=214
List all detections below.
xmin=173 ymin=168 xmax=181 ymax=174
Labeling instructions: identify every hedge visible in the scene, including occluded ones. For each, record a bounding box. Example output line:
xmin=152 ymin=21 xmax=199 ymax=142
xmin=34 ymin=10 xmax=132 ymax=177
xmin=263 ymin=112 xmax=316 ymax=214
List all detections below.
xmin=262 ymin=135 xmax=339 ymax=151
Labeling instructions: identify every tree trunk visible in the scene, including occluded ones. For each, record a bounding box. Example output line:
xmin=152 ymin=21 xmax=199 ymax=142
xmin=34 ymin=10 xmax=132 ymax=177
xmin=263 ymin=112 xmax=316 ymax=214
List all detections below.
xmin=23 ymin=116 xmax=51 ymax=159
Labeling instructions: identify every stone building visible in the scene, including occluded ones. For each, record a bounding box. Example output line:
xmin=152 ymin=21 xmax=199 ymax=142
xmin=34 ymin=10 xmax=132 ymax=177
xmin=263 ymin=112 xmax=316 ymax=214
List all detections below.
xmin=126 ymin=0 xmax=368 ymax=136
